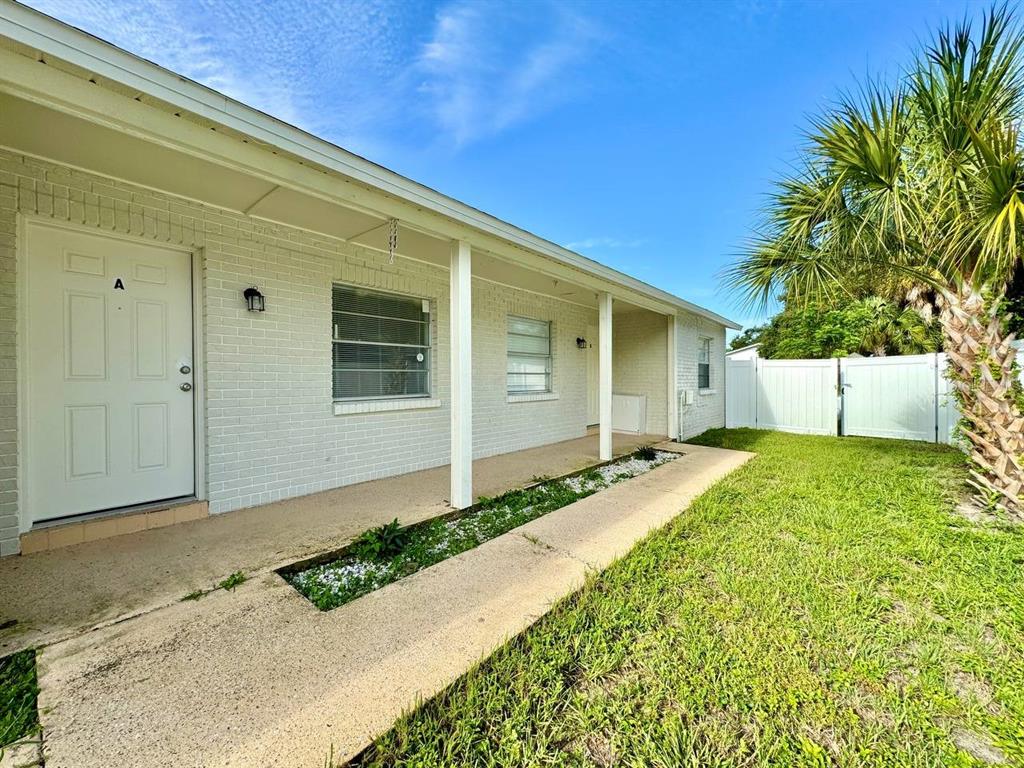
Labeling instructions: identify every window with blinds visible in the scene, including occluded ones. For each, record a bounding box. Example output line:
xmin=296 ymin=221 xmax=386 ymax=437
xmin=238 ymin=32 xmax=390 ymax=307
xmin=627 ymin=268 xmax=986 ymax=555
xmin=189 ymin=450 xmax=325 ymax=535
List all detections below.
xmin=332 ymin=285 xmax=430 ymax=400
xmin=698 ymin=337 xmax=712 ymax=389
xmin=507 ymin=316 xmax=552 ymax=394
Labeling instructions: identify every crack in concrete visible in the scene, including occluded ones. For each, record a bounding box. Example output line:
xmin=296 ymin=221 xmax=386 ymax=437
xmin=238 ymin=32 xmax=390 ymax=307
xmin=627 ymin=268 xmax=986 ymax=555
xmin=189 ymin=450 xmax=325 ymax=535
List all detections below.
xmin=518 ymin=532 xmax=599 ymax=572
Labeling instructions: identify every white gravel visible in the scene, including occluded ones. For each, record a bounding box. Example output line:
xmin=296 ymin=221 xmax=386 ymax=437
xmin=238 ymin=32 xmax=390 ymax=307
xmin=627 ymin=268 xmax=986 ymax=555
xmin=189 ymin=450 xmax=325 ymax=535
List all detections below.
xmin=565 ymin=450 xmax=677 ymax=492
xmin=293 ymin=449 xmax=679 ymax=604
xmin=292 ymin=558 xmax=391 ymax=594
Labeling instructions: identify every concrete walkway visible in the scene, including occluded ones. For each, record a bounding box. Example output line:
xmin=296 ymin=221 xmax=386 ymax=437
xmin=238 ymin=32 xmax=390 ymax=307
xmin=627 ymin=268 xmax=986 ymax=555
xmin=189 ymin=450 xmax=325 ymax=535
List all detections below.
xmin=33 ymin=442 xmax=752 ymax=768
xmin=0 ymin=432 xmax=659 ymax=655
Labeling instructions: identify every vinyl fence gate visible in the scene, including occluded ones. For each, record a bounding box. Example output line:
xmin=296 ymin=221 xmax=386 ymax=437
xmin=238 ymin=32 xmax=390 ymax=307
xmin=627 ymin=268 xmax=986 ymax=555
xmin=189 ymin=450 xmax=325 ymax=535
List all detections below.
xmin=726 ymin=348 xmax=1023 ymax=444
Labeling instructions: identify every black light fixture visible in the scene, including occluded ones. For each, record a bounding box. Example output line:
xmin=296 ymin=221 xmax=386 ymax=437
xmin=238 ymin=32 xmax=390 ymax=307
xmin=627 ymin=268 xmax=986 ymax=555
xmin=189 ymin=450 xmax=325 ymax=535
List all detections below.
xmin=576 ymin=337 xmax=587 ymax=350
xmin=243 ymin=286 xmax=266 ymax=312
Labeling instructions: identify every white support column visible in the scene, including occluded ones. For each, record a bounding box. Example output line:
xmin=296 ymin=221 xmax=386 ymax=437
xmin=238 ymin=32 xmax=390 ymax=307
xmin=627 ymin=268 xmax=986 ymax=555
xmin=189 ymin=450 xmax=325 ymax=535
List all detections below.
xmin=450 ymin=240 xmax=473 ymax=508
xmin=599 ymin=292 xmax=613 ymax=461
xmin=667 ymin=313 xmax=678 ymax=440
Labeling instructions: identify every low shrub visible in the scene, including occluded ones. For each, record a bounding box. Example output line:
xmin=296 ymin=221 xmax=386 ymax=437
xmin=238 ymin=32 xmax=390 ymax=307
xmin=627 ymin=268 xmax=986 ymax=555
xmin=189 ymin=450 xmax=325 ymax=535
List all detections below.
xmin=351 ymin=519 xmax=410 ymax=562
xmin=636 ymin=445 xmax=658 ymax=461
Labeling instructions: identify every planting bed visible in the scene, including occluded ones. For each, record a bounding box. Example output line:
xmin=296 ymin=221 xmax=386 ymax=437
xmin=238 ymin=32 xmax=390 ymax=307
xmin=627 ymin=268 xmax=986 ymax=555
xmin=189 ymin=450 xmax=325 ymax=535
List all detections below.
xmin=283 ymin=449 xmax=679 ymax=611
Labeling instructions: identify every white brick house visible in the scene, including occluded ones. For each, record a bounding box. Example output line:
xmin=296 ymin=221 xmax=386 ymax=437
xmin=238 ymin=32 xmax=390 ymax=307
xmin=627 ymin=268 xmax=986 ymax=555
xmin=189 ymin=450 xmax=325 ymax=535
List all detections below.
xmin=0 ymin=3 xmax=737 ymax=556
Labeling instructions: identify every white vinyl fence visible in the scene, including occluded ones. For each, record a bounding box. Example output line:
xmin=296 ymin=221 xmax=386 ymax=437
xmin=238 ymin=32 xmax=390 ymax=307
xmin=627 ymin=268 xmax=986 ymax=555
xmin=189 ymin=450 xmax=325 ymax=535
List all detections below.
xmin=727 ymin=345 xmax=1023 ymax=444
xmin=727 ymin=358 xmax=839 ymax=436
xmin=841 ymin=354 xmax=947 ymax=441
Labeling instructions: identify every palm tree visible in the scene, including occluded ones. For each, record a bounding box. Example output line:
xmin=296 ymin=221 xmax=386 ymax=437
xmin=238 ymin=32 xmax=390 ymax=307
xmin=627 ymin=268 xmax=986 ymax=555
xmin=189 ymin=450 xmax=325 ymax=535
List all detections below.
xmin=855 ymin=297 xmax=934 ymax=357
xmin=727 ymin=7 xmax=1024 ymax=514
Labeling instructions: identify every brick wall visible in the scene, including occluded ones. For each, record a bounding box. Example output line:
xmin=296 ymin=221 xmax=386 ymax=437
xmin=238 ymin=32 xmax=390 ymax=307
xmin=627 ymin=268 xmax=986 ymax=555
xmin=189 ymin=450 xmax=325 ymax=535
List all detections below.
xmin=676 ymin=311 xmax=727 ymax=440
xmin=0 ymin=149 xmax=597 ymax=553
xmin=472 ymin=281 xmax=593 ymax=458
xmin=612 ymin=310 xmax=668 ymax=435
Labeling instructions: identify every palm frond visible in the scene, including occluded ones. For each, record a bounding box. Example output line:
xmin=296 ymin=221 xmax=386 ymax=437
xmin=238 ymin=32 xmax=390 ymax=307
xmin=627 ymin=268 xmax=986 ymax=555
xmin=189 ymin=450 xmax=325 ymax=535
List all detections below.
xmin=723 ymin=234 xmax=851 ymax=314
xmin=725 ymin=3 xmax=1024 ymax=316
xmin=912 ymin=4 xmax=1024 ymax=158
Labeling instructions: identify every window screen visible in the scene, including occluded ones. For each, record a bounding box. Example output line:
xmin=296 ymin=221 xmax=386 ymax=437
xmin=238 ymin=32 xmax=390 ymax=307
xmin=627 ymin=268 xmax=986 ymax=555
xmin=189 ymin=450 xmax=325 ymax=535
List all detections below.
xmin=507 ymin=316 xmax=552 ymax=393
xmin=332 ymin=285 xmax=430 ymax=400
xmin=698 ymin=337 xmax=712 ymax=389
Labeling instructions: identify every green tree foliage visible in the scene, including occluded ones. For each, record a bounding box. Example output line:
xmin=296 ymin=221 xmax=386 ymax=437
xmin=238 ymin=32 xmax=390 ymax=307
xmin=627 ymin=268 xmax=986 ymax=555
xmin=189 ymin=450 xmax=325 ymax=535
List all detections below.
xmin=728 ymin=325 xmax=767 ymax=351
xmin=738 ymin=296 xmax=941 ymax=359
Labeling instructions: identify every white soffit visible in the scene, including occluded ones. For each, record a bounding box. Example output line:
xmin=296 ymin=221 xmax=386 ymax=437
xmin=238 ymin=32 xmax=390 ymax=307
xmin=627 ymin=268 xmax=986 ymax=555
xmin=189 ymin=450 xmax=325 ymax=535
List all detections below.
xmin=246 ymin=186 xmax=385 ymax=242
xmin=0 ymin=93 xmax=274 ymax=213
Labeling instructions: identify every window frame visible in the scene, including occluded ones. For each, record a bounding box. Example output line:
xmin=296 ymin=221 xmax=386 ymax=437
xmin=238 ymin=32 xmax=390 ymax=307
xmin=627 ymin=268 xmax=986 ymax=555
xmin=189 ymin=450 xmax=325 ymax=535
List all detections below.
xmin=331 ymin=283 xmax=432 ymax=402
xmin=698 ymin=336 xmax=712 ymax=390
xmin=506 ymin=315 xmax=553 ymax=395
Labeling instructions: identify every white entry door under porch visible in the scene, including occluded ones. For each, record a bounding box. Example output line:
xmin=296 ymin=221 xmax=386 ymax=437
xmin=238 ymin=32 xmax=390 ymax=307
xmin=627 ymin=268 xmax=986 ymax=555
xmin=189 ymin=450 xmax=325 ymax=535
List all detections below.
xmin=24 ymin=222 xmax=195 ymax=524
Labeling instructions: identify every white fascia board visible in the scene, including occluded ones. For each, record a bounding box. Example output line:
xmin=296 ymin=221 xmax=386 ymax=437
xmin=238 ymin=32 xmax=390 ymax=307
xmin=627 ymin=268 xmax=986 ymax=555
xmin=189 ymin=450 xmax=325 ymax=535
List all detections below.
xmin=0 ymin=1 xmax=740 ymax=330
xmin=727 ymin=343 xmax=761 ymax=355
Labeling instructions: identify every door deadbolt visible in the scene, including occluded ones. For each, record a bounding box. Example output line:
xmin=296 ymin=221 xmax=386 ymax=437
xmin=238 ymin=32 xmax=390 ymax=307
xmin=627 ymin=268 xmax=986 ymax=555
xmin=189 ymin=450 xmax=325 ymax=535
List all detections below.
xmin=180 ymin=364 xmax=192 ymax=374
xmin=180 ymin=383 xmax=192 ymax=392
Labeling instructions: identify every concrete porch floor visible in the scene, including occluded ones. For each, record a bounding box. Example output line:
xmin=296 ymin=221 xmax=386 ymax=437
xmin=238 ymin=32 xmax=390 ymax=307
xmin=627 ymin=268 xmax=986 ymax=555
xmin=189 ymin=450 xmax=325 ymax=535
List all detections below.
xmin=0 ymin=431 xmax=661 ymax=655
xmin=31 ymin=441 xmax=754 ymax=768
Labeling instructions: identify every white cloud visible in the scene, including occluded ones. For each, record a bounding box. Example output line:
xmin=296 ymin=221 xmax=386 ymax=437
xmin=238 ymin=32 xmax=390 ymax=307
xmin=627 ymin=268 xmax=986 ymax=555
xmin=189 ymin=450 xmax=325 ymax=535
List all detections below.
xmin=28 ymin=0 xmax=307 ymax=126
xmin=416 ymin=1 xmax=603 ymax=145
xmin=22 ymin=0 xmax=413 ymax=147
xmin=23 ymin=0 xmax=604 ymax=152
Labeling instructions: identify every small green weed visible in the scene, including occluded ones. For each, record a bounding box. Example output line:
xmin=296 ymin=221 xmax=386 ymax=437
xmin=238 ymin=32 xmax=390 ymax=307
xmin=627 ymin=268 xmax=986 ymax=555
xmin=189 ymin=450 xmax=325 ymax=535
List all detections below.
xmin=217 ymin=571 xmax=246 ymax=591
xmin=181 ymin=571 xmax=247 ymax=602
xmin=979 ymin=485 xmax=1006 ymax=515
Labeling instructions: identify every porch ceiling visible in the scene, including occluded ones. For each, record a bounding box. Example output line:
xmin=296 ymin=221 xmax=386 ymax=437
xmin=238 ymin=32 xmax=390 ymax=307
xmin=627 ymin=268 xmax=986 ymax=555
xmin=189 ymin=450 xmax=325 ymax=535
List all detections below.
xmin=1 ymin=92 xmax=654 ymax=313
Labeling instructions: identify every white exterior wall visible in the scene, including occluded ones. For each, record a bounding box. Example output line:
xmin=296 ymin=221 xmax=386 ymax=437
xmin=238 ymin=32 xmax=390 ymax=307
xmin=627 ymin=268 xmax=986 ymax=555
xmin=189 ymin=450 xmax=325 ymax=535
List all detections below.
xmin=611 ymin=310 xmax=668 ymax=435
xmin=472 ymin=280 xmax=593 ymax=458
xmin=676 ymin=311 xmax=727 ymax=440
xmin=0 ymin=149 xmax=595 ymax=553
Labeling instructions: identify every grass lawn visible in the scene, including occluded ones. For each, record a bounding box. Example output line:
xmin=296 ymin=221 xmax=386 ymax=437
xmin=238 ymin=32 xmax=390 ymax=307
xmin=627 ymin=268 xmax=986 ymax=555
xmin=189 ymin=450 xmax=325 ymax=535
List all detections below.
xmin=0 ymin=648 xmax=38 ymax=749
xmin=352 ymin=430 xmax=1024 ymax=767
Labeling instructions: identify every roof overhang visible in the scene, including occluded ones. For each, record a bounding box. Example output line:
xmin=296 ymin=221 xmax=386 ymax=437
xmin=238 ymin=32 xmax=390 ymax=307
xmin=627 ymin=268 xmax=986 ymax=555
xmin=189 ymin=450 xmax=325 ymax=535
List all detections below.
xmin=0 ymin=1 xmax=740 ymax=328
xmin=727 ymin=343 xmax=760 ymax=355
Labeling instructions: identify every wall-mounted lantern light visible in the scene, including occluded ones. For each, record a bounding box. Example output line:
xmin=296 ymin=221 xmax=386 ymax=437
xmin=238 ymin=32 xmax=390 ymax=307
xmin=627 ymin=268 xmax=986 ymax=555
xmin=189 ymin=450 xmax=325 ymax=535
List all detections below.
xmin=576 ymin=337 xmax=587 ymax=350
xmin=244 ymin=286 xmax=266 ymax=312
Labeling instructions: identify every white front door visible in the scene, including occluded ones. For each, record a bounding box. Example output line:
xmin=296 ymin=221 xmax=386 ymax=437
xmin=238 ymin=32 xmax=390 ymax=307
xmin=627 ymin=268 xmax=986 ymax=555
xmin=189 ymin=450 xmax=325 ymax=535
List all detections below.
xmin=586 ymin=323 xmax=599 ymax=425
xmin=25 ymin=222 xmax=195 ymax=523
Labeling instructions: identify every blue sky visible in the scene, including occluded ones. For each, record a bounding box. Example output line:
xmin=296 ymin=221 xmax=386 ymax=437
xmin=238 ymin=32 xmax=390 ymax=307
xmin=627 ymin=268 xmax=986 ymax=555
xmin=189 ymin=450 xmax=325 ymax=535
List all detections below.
xmin=26 ymin=0 xmax=986 ymax=332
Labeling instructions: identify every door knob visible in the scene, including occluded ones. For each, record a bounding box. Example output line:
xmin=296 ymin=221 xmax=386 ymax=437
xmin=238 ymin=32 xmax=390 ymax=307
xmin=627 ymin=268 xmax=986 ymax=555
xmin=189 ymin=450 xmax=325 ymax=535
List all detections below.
xmin=180 ymin=383 xmax=192 ymax=392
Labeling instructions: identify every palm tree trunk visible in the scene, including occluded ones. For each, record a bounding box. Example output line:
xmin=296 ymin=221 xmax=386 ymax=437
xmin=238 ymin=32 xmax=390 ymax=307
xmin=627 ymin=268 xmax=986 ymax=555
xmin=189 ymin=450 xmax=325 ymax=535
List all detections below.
xmin=941 ymin=286 xmax=1024 ymax=515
